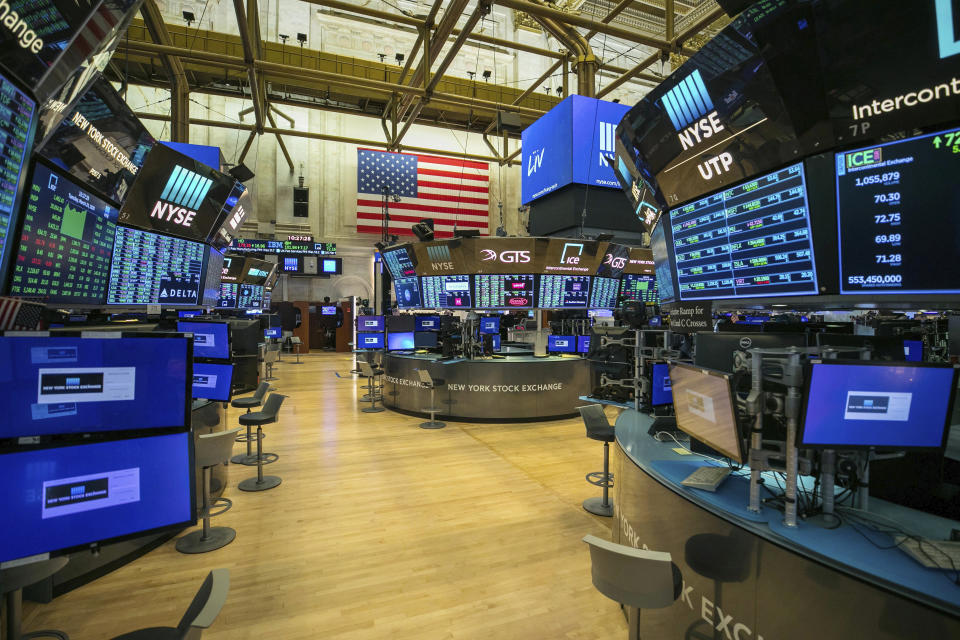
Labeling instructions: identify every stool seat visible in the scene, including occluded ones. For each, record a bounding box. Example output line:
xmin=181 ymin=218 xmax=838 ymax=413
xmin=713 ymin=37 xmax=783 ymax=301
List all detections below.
xmin=586 ymin=428 xmax=615 ymax=443
xmin=231 ymin=397 xmax=261 ymax=409
xmin=239 ymin=411 xmax=277 ymax=426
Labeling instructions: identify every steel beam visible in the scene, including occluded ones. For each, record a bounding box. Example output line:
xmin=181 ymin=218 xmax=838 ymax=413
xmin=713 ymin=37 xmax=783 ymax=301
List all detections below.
xmin=140 ymin=0 xmax=190 ymax=142
xmin=597 ymin=50 xmax=660 ymax=98
xmin=267 ymin=110 xmax=295 ymax=172
xmin=233 ymin=0 xmax=264 ymax=133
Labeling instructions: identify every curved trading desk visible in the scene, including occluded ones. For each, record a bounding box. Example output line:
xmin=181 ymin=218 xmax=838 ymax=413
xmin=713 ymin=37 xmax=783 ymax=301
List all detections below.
xmin=382 ymin=352 xmax=591 ymax=421
xmin=612 ymin=409 xmax=960 ymax=638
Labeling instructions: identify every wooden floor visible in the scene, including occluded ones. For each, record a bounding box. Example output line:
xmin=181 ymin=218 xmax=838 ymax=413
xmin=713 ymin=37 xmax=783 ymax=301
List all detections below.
xmin=23 ymin=353 xmax=626 ymax=639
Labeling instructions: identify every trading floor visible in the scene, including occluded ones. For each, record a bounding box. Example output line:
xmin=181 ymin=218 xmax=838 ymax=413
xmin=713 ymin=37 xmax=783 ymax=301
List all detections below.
xmin=21 ymin=353 xmax=624 ymax=639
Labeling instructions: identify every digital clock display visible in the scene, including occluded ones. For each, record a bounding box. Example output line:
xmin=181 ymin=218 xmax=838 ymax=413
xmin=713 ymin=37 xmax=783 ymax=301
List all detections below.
xmin=836 ymin=127 xmax=960 ymax=295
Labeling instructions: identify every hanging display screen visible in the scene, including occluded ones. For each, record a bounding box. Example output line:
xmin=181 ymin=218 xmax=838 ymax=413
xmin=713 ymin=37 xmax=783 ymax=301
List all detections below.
xmin=106 ymin=227 xmax=206 ymax=305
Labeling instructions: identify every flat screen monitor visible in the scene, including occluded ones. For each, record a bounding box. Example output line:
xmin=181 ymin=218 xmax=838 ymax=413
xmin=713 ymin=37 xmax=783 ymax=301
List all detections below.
xmin=0 ymin=71 xmax=38 ymax=290
xmin=473 ymin=274 xmax=536 ymax=309
xmin=200 ymin=248 xmax=224 ymax=307
xmin=220 ymin=255 xmax=246 ymax=283
xmin=416 ymin=316 xmax=441 ymax=332
xmin=382 ymin=246 xmax=417 ymax=279
xmin=548 ymin=335 xmax=576 ymax=353
xmin=217 ymin=282 xmax=238 ymax=308
xmin=321 ymin=305 xmax=337 ymax=316
xmin=237 ymin=284 xmax=264 ymax=309
xmin=903 ymin=340 xmax=923 ymax=362
xmin=620 ymin=273 xmax=658 ymax=305
xmin=836 ymin=126 xmax=960 ymax=295
xmin=694 ymin=332 xmax=807 ymax=373
xmin=479 ymin=317 xmax=500 ymax=334
xmin=192 ymin=362 xmax=233 ymax=401
xmin=588 ymin=276 xmax=620 ymax=309
xmin=538 ymin=275 xmax=591 ymax=308
xmin=651 ymin=362 xmax=673 ymax=406
xmin=394 ymin=276 xmax=422 ymax=309
xmin=0 ymin=335 xmax=191 ymax=439
xmin=669 ymin=362 xmax=743 ymax=463
xmin=387 ymin=331 xmax=415 ymax=351
xmin=670 ymin=163 xmax=819 ymax=300
xmin=386 ymin=315 xmax=415 ymax=332
xmin=414 ymin=331 xmax=438 ymax=348
xmin=321 ymin=258 xmax=341 ymax=274
xmin=357 ymin=333 xmax=384 ymax=349
xmin=240 ymin=259 xmax=275 ymax=286
xmin=0 ymin=432 xmax=195 ymax=563
xmin=37 ymin=77 xmax=154 ymax=205
xmin=421 ymin=275 xmax=472 ymax=308
xmin=106 ymin=227 xmax=206 ymax=305
xmin=814 ymin=333 xmax=906 ymax=361
xmin=178 ymin=310 xmax=202 ymax=318
xmin=650 ymin=220 xmax=677 ymax=305
xmin=800 ymin=362 xmax=958 ymax=450
xmin=357 ymin=315 xmax=385 ymax=332
xmin=264 ymin=327 xmax=281 ymax=339
xmin=118 ymin=143 xmax=236 ymax=242
xmin=281 ymin=255 xmax=300 ymax=273
xmin=576 ymin=335 xmax=591 ymax=353
xmin=8 ymin=162 xmax=117 ymax=304
xmin=177 ymin=321 xmax=230 ymax=360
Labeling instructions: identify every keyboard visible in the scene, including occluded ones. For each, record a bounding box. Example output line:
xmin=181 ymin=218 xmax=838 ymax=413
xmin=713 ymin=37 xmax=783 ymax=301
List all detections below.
xmin=894 ymin=536 xmax=960 ymax=569
xmin=681 ymin=466 xmax=732 ymax=492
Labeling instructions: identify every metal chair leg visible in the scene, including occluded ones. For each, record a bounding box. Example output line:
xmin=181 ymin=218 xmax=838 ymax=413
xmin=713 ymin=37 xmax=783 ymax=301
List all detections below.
xmin=240 ymin=426 xmax=282 ymax=491
xmin=176 ymin=467 xmax=236 ymax=553
xmin=420 ymin=385 xmax=445 ymax=429
xmin=583 ymin=442 xmax=614 ymax=517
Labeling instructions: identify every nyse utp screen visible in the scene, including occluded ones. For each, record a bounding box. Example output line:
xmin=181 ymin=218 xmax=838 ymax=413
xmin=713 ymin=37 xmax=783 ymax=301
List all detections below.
xmin=0 ymin=78 xmax=35 ymax=267
xmin=107 ymin=227 xmax=204 ymax=304
xmin=837 ymin=127 xmax=960 ymax=294
xmin=671 ymin=163 xmax=818 ymax=300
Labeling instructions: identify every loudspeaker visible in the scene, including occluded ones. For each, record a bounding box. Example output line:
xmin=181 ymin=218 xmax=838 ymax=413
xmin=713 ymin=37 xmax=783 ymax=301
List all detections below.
xmin=411 ymin=222 xmax=434 ymax=241
xmin=293 ymin=186 xmax=309 ymax=217
xmin=229 ymin=163 xmax=255 ymax=182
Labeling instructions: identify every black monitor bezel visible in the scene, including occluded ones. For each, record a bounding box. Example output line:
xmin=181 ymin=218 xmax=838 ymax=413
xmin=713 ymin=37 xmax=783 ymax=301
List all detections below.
xmin=0 ymin=429 xmax=197 ymax=563
xmin=668 ymin=361 xmax=744 ymax=463
xmin=191 ymin=361 xmax=234 ymax=402
xmin=798 ymin=359 xmax=960 ymax=452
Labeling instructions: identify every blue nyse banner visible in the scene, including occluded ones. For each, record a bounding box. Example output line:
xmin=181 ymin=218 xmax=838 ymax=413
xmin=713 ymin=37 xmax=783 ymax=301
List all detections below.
xmin=521 ymin=95 xmax=629 ymax=204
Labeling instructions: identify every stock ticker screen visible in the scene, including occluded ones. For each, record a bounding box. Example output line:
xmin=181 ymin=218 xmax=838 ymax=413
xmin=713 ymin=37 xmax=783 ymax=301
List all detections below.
xmin=671 ymin=163 xmax=819 ymax=300
xmin=473 ymin=274 xmax=535 ymax=309
xmin=9 ymin=164 xmax=116 ymax=304
xmin=538 ymin=275 xmax=591 ymax=308
xmin=107 ymin=227 xmax=205 ymax=305
xmin=394 ymin=276 xmax=422 ymax=309
xmin=588 ymin=276 xmax=620 ymax=308
xmin=620 ymin=273 xmax=658 ymax=304
xmin=0 ymin=73 xmax=36 ymax=278
xmin=382 ymin=246 xmax=417 ymax=279
xmin=217 ymin=282 xmax=238 ymax=308
xmin=421 ymin=275 xmax=472 ymax=308
xmin=238 ymin=284 xmax=264 ymax=309
xmin=837 ymin=127 xmax=960 ymax=294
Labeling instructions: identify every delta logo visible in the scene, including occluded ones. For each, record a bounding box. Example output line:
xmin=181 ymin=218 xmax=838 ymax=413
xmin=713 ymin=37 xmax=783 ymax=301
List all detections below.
xmin=846 ymin=147 xmax=882 ymax=169
xmin=150 ymin=166 xmax=213 ymax=228
xmin=660 ymin=69 xmax=734 ymax=179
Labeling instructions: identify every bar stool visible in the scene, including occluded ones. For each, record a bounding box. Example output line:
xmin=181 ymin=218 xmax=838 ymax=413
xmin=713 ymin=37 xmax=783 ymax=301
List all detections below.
xmin=239 ymin=393 xmax=286 ymax=492
xmin=1 ymin=557 xmax=69 ymax=640
xmin=415 ymin=369 xmax=445 ymax=429
xmin=177 ymin=427 xmax=243 ymax=554
xmin=579 ymin=404 xmax=615 ymax=517
xmin=582 ymin=535 xmax=682 ymax=640
xmin=358 ymin=362 xmax=384 ymax=413
xmin=230 ymin=381 xmax=269 ymax=465
xmin=263 ymin=347 xmax=279 ymax=381
xmin=289 ymin=337 xmax=303 ymax=364
xmin=358 ymin=352 xmax=381 ymax=400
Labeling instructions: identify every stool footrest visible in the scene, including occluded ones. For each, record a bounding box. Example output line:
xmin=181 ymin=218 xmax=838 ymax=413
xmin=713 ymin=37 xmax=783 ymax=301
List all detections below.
xmin=239 ymin=475 xmax=281 ymax=492
xmin=586 ymin=471 xmax=614 ymax=488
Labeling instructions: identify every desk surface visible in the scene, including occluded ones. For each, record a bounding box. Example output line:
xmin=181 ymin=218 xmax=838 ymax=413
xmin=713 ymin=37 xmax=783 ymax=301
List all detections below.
xmin=615 ymin=409 xmax=960 ymax=617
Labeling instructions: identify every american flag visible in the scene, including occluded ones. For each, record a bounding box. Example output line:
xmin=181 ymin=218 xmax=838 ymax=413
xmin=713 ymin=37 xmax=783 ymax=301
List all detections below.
xmin=356 ymin=148 xmax=489 ymax=239
xmin=0 ymin=298 xmax=44 ymax=331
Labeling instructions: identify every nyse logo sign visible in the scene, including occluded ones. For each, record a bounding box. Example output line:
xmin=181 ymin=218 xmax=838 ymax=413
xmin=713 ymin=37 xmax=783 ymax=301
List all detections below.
xmin=598 ymin=121 xmax=616 ymax=167
xmin=150 ymin=166 xmax=213 ymax=228
xmin=480 ymin=249 xmax=531 ymax=263
xmin=527 ymin=148 xmax=545 ymax=176
xmin=937 ymin=0 xmax=960 ymax=59
xmin=427 ymin=244 xmax=454 ymax=271
xmin=228 ymin=204 xmax=246 ymax=231
xmin=561 ymin=243 xmax=583 ymax=265
xmin=661 ymin=69 xmax=733 ymax=180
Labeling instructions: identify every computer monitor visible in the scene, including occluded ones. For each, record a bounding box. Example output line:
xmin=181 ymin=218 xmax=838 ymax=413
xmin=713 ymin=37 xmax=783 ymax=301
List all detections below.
xmin=479 ymin=317 xmax=500 ymax=334
xmin=357 ymin=315 xmax=385 ymax=332
xmin=548 ymin=335 xmax=576 ymax=353
xmin=106 ymin=227 xmax=206 ymax=305
xmin=491 ymin=334 xmax=501 ymax=351
xmin=321 ymin=305 xmax=337 ymax=316
xmin=192 ymin=362 xmax=233 ymax=401
xmin=264 ymin=327 xmax=281 ymax=339
xmin=800 ymin=361 xmax=958 ymax=450
xmin=386 ymin=315 xmax=416 ymax=332
xmin=903 ymin=340 xmax=923 ymax=362
xmin=176 ymin=321 xmax=231 ymax=360
xmin=416 ymin=316 xmax=441 ymax=332
xmin=357 ymin=333 xmax=384 ymax=349
xmin=669 ymin=362 xmax=743 ymax=463
xmin=815 ymin=333 xmax=906 ymax=361
xmin=651 ymin=362 xmax=673 ymax=406
xmin=0 ymin=432 xmax=196 ymax=563
xmin=387 ymin=332 xmax=415 ymax=351
xmin=0 ymin=335 xmax=191 ymax=439
xmin=694 ymin=332 xmax=807 ymax=373
xmin=178 ymin=310 xmax=202 ymax=319
xmin=414 ymin=332 xmax=438 ymax=348
xmin=577 ymin=335 xmax=591 ymax=353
